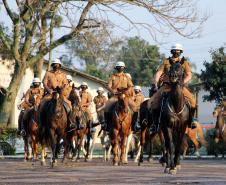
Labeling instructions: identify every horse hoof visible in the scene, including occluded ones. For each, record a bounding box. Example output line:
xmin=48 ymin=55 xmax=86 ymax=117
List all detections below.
xmin=176 ymin=165 xmax=181 ymax=170
xmin=123 ymin=160 xmax=128 ymax=164
xmin=148 ymin=157 xmax=153 ymax=162
xmin=51 ymin=162 xmax=57 ymax=168
xmin=24 ymin=159 xmax=28 ymax=162
xmin=164 ymin=167 xmax=170 ymax=174
xmin=113 ymin=162 xmax=118 ymax=166
xmin=138 ymin=162 xmax=141 ymax=166
xmin=169 ymin=168 xmax=177 ymax=175
xmin=161 ymin=163 xmax=166 ymax=167
xmin=76 ymin=159 xmax=80 ymax=162
xmin=40 ymin=161 xmax=46 ymax=166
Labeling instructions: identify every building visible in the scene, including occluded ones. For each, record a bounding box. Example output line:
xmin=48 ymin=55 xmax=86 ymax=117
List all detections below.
xmin=0 ymin=58 xmax=108 ymax=128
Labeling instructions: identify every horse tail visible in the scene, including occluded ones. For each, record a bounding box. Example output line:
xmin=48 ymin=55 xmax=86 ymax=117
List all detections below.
xmin=196 ymin=122 xmax=208 ymax=147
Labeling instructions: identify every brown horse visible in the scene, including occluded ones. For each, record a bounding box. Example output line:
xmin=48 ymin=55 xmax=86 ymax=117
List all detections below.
xmin=213 ymin=105 xmax=226 ymax=144
xmin=181 ymin=122 xmax=207 ymax=158
xmin=111 ymin=88 xmax=133 ymax=165
xmin=63 ymin=86 xmax=91 ymax=162
xmin=22 ymin=94 xmax=42 ymax=162
xmin=38 ymin=87 xmax=68 ymax=167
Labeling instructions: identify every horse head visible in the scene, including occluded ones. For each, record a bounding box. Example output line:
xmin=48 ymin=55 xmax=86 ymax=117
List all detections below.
xmin=30 ymin=94 xmax=42 ymax=111
xmin=69 ymin=85 xmax=81 ymax=107
xmin=116 ymin=87 xmax=130 ymax=112
xmin=169 ymin=63 xmax=183 ymax=85
xmin=213 ymin=105 xmax=221 ymax=117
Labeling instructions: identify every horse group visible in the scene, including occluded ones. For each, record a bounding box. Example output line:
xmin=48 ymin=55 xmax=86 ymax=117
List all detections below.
xmin=17 ymin=63 xmax=225 ymax=175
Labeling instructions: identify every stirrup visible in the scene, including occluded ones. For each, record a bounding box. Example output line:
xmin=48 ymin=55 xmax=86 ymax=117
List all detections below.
xmin=149 ymin=125 xmax=157 ymax=134
xmin=20 ymin=130 xmax=26 ymax=137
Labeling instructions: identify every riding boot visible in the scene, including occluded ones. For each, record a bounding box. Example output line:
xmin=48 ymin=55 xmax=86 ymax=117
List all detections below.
xmin=189 ymin=107 xmax=198 ymax=129
xmin=104 ymin=112 xmax=111 ymax=132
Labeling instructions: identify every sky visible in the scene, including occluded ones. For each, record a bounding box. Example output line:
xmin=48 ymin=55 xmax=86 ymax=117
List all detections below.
xmin=1 ymin=0 xmax=226 ymax=72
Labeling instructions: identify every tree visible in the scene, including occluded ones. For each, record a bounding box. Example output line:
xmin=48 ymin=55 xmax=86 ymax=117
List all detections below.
xmin=200 ymin=47 xmax=226 ymax=103
xmin=118 ymin=36 xmax=163 ymax=86
xmin=0 ymin=0 xmax=207 ymax=126
xmin=65 ymin=25 xmax=123 ymax=80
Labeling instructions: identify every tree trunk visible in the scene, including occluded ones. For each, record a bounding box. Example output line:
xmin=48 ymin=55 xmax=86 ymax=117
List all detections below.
xmin=0 ymin=62 xmax=26 ymax=126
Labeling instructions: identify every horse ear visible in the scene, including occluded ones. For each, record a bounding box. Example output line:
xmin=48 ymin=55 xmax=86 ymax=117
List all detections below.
xmin=72 ymin=83 xmax=75 ymax=89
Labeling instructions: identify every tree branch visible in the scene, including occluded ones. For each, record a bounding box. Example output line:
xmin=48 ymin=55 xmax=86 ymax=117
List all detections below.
xmin=28 ymin=1 xmax=94 ymax=66
xmin=2 ymin=0 xmax=19 ymax=23
xmin=0 ymin=28 xmax=11 ymax=51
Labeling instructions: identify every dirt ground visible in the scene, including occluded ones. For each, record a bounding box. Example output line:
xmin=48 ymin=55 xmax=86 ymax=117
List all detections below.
xmin=0 ymin=158 xmax=226 ymax=185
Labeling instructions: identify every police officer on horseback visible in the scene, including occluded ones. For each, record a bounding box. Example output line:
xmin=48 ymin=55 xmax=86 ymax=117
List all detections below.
xmin=19 ymin=77 xmax=44 ymax=136
xmin=150 ymin=43 xmax=198 ymax=131
xmin=104 ymin=61 xmax=135 ymax=132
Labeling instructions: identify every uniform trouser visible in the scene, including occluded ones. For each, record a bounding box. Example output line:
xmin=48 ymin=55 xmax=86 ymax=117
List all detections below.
xmin=150 ymin=85 xmax=196 ymax=110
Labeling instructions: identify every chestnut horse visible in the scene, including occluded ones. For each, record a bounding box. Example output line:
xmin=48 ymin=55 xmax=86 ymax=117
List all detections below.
xmin=111 ymin=88 xmax=132 ymax=165
xmin=22 ymin=94 xmax=42 ymax=162
xmin=38 ymin=87 xmax=68 ymax=167
xmin=161 ymin=63 xmax=190 ymax=175
xmin=63 ymin=86 xmax=91 ymax=162
xmin=181 ymin=122 xmax=207 ymax=158
xmin=213 ymin=105 xmax=226 ymax=144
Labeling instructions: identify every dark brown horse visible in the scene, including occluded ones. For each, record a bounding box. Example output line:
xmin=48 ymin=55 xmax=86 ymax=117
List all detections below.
xmin=38 ymin=87 xmax=68 ymax=167
xmin=63 ymin=86 xmax=91 ymax=162
xmin=111 ymin=88 xmax=133 ymax=165
xmin=213 ymin=105 xmax=226 ymax=144
xmin=161 ymin=63 xmax=190 ymax=174
xmin=138 ymin=99 xmax=166 ymax=166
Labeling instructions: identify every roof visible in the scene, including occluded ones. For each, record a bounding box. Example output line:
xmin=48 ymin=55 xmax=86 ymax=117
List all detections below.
xmin=44 ymin=61 xmax=107 ymax=87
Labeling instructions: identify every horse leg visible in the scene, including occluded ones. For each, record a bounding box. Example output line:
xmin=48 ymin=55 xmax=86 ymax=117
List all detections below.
xmin=174 ymin=133 xmax=185 ymax=171
xmin=50 ymin=131 xmax=57 ymax=167
xmin=167 ymin=128 xmax=176 ymax=174
xmin=159 ymin=131 xmax=167 ymax=166
xmin=85 ymin=131 xmax=91 ymax=162
xmin=124 ymin=132 xmax=133 ymax=164
xmin=120 ymin=132 xmax=127 ymax=165
xmin=112 ymin=129 xmax=119 ymax=166
xmin=162 ymin=128 xmax=171 ymax=174
xmin=138 ymin=127 xmax=147 ymax=165
xmin=148 ymin=133 xmax=155 ymax=162
xmin=23 ymin=137 xmax=29 ymax=162
xmin=40 ymin=145 xmax=46 ymax=166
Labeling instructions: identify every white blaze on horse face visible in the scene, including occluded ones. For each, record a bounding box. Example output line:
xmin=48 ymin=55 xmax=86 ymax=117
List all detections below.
xmin=56 ymin=93 xmax=60 ymax=99
xmin=122 ymin=94 xmax=126 ymax=99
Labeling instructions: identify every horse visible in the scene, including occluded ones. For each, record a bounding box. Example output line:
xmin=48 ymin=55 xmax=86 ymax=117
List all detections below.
xmin=137 ymin=99 xmax=166 ymax=166
xmin=38 ymin=87 xmax=68 ymax=167
xmin=181 ymin=122 xmax=207 ymax=159
xmin=161 ymin=63 xmax=191 ymax=174
xmin=22 ymin=94 xmax=42 ymax=162
xmin=111 ymin=88 xmax=133 ymax=165
xmin=213 ymin=105 xmax=226 ymax=144
xmin=63 ymin=86 xmax=91 ymax=162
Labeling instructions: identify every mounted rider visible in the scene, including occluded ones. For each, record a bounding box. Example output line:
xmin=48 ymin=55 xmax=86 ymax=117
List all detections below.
xmin=41 ymin=58 xmax=73 ymax=126
xmin=94 ymin=87 xmax=107 ymax=125
xmin=79 ymin=82 xmax=93 ymax=129
xmin=150 ymin=43 xmax=197 ymax=131
xmin=132 ymin=85 xmax=145 ymax=131
xmin=104 ymin=61 xmax=135 ymax=132
xmin=19 ymin=77 xmax=44 ymax=136
xmin=62 ymin=74 xmax=73 ymax=99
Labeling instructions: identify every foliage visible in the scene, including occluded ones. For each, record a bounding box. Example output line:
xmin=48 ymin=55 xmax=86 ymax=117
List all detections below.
xmin=205 ymin=128 xmax=226 ymax=156
xmin=118 ymin=36 xmax=163 ymax=86
xmin=200 ymin=47 xmax=226 ymax=103
xmin=0 ymin=127 xmax=17 ymax=155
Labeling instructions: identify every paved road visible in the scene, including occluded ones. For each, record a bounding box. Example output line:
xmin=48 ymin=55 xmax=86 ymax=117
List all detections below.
xmin=0 ymin=158 xmax=226 ymax=185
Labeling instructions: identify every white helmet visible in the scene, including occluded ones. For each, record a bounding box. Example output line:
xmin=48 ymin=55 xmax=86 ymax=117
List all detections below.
xmin=51 ymin=58 xmax=62 ymax=66
xmin=81 ymin=82 xmax=88 ymax=86
xmin=66 ymin=75 xmax=72 ymax=81
xmin=125 ymin=73 xmax=132 ymax=79
xmin=171 ymin=43 xmax=183 ymax=52
xmin=134 ymin=85 xmax=141 ymax=91
xmin=97 ymin=87 xmax=104 ymax=92
xmin=115 ymin=61 xmax=125 ymax=68
xmin=32 ymin=77 xmax=41 ymax=83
